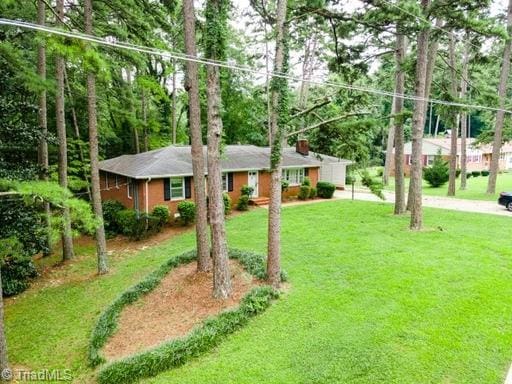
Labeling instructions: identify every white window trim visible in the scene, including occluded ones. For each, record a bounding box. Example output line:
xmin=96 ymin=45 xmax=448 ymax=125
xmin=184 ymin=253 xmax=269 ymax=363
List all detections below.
xmin=222 ymin=173 xmax=229 ymax=192
xmin=170 ymin=176 xmax=185 ymax=200
xmin=283 ymin=168 xmax=305 ymax=186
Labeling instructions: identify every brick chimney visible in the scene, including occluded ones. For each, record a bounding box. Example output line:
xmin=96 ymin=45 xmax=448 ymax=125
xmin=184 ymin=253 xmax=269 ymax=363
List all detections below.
xmin=296 ymin=139 xmax=309 ymax=156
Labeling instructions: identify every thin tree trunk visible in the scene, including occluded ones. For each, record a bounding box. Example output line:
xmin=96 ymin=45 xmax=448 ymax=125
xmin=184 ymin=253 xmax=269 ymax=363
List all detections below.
xmin=0 ymin=272 xmax=9 ymax=376
xmin=182 ymin=0 xmax=211 ymax=272
xmin=383 ymin=94 xmax=396 ymax=186
xmin=488 ymin=0 xmax=512 ymax=194
xmin=447 ymin=33 xmax=459 ymax=196
xmin=55 ymin=0 xmax=74 ymax=260
xmin=37 ymin=0 xmax=52 ymax=257
xmin=267 ymin=0 xmax=288 ymax=289
xmin=394 ymin=31 xmax=406 ymax=215
xmin=126 ymin=70 xmax=140 ymax=154
xmin=85 ymin=0 xmax=108 ymax=275
xmin=205 ymin=0 xmax=232 ymax=299
xmin=142 ymin=88 xmax=148 ymax=152
xmin=172 ymin=58 xmax=177 ymax=144
xmin=263 ymin=0 xmax=271 ymax=145
xmin=460 ymin=35 xmax=470 ymax=190
xmin=409 ymin=0 xmax=431 ymax=230
xmin=64 ymin=67 xmax=92 ymax=200
xmin=434 ymin=114 xmax=440 ymax=137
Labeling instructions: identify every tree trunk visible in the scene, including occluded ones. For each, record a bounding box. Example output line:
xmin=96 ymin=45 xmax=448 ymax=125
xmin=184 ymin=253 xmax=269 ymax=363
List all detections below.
xmin=85 ymin=0 xmax=108 ymax=275
xmin=37 ymin=0 xmax=52 ymax=257
xmin=55 ymin=0 xmax=74 ymax=260
xmin=126 ymin=70 xmax=140 ymax=154
xmin=393 ymin=31 xmax=406 ymax=215
xmin=0 ymin=272 xmax=9 ymax=376
xmin=460 ymin=35 xmax=470 ymax=190
xmin=267 ymin=0 xmax=288 ymax=289
xmin=182 ymin=0 xmax=212 ymax=272
xmin=447 ymin=33 xmax=459 ymax=197
xmin=205 ymin=0 xmax=232 ymax=299
xmin=488 ymin=0 xmax=512 ymax=194
xmin=172 ymin=58 xmax=177 ymax=145
xmin=434 ymin=114 xmax=440 ymax=137
xmin=409 ymin=0 xmax=431 ymax=230
xmin=383 ymin=95 xmax=396 ymax=186
xmin=142 ymin=88 xmax=148 ymax=152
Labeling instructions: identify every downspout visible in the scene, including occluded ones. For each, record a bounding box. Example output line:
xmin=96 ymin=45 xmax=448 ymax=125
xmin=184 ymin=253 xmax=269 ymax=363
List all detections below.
xmin=145 ymin=177 xmax=151 ymax=215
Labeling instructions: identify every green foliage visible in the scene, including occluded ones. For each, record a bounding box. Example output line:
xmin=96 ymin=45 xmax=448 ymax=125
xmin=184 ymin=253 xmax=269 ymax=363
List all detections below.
xmin=281 ymin=179 xmax=290 ymax=192
xmin=90 ymin=247 xmax=282 ymax=380
xmin=466 ymin=172 xmax=472 ymax=179
xmin=309 ymin=187 xmax=317 ymax=199
xmin=481 ymin=170 xmax=490 ymax=176
xmin=177 ymin=201 xmax=196 ymax=225
xmin=102 ymin=200 xmax=126 ymax=237
xmin=316 ymin=181 xmax=336 ymax=199
xmin=115 ymin=209 xmax=162 ymax=240
xmin=115 ymin=210 xmax=138 ymax=236
xmin=302 ymin=177 xmax=311 ymax=187
xmin=456 ymin=169 xmax=461 ymax=178
xmin=236 ymin=195 xmax=250 ymax=211
xmin=376 ymin=167 xmax=384 ymax=177
xmin=223 ymin=192 xmax=232 ymax=215
xmin=240 ymin=185 xmax=254 ymax=197
xmin=423 ymin=154 xmax=449 ymax=188
xmin=298 ymin=185 xmax=311 ymax=200
xmin=360 ymin=170 xmax=385 ymax=200
xmin=0 ymin=237 xmax=37 ymax=296
xmin=152 ymin=205 xmax=170 ymax=225
xmin=472 ymin=171 xmax=481 ymax=177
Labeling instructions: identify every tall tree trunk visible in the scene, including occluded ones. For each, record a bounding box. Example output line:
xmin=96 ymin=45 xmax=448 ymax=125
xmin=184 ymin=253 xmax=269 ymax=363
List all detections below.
xmin=409 ymin=0 xmax=431 ymax=230
xmin=37 ymin=0 xmax=52 ymax=257
xmin=263 ymin=0 xmax=271 ymax=145
xmin=267 ymin=0 xmax=288 ymax=289
xmin=142 ymin=88 xmax=148 ymax=152
xmin=85 ymin=0 xmax=108 ymax=275
xmin=407 ymin=17 xmax=440 ymax=211
xmin=171 ymin=58 xmax=177 ymax=144
xmin=383 ymin=94 xmax=396 ymax=186
xmin=182 ymin=0 xmax=212 ymax=272
xmin=460 ymin=35 xmax=470 ymax=190
xmin=393 ymin=31 xmax=406 ymax=215
xmin=488 ymin=0 xmax=512 ymax=194
xmin=447 ymin=34 xmax=459 ymax=197
xmin=205 ymin=0 xmax=232 ymax=299
xmin=64 ymin=67 xmax=92 ymax=200
xmin=434 ymin=114 xmax=440 ymax=136
xmin=55 ymin=0 xmax=74 ymax=260
xmin=0 ymin=272 xmax=9 ymax=377
xmin=126 ymin=70 xmax=140 ymax=154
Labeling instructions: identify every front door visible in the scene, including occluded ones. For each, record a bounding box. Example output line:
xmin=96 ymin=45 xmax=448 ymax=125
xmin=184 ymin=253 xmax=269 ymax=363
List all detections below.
xmin=248 ymin=171 xmax=259 ymax=197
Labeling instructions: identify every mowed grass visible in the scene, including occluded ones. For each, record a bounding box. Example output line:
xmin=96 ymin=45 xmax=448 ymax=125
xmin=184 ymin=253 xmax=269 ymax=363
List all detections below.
xmin=382 ymin=171 xmax=512 ymax=201
xmin=5 ymin=201 xmax=512 ymax=383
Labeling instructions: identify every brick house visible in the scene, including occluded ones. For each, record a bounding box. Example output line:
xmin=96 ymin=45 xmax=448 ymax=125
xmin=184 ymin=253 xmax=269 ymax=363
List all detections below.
xmin=390 ymin=138 xmax=512 ymax=176
xmin=99 ymin=141 xmax=352 ymax=214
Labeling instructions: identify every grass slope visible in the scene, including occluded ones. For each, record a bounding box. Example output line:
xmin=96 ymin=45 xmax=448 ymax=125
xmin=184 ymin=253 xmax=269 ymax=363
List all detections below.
xmin=6 ymin=201 xmax=512 ymax=383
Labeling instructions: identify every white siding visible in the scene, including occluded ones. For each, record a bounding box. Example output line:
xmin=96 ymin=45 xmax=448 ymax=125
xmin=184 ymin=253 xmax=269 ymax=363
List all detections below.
xmin=320 ymin=163 xmax=347 ymax=188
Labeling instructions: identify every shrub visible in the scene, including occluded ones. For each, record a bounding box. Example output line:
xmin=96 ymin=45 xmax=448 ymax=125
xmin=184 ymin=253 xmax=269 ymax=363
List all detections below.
xmin=309 ymin=187 xmax=317 ymax=199
xmin=298 ymin=185 xmax=310 ymax=200
xmin=316 ymin=181 xmax=336 ymax=198
xmin=281 ymin=179 xmax=289 ymax=192
xmin=302 ymin=177 xmax=311 ymax=187
xmin=423 ymin=153 xmax=449 ymax=187
xmin=0 ymin=238 xmax=37 ymax=297
xmin=236 ymin=195 xmax=250 ymax=211
xmin=102 ymin=200 xmax=125 ymax=236
xmin=177 ymin=201 xmax=196 ymax=225
xmin=376 ymin=167 xmax=384 ymax=177
xmin=456 ymin=169 xmax=461 ymax=178
xmin=115 ymin=209 xmax=138 ymax=236
xmin=152 ymin=205 xmax=170 ymax=226
xmin=481 ymin=170 xmax=490 ymax=176
xmin=361 ymin=170 xmax=385 ymax=200
xmin=240 ymin=185 xmax=254 ymax=197
xmin=472 ymin=170 xmax=481 ymax=177
xmin=223 ymin=193 xmax=232 ymax=215
xmin=345 ymin=174 xmax=356 ymax=185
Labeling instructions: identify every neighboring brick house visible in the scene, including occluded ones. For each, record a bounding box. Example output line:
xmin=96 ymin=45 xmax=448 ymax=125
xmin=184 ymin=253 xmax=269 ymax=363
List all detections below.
xmin=390 ymin=137 xmax=512 ymax=176
xmin=99 ymin=141 xmax=352 ymax=214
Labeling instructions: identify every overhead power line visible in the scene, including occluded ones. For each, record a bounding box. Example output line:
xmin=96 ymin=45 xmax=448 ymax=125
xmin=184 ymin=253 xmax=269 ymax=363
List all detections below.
xmin=0 ymin=18 xmax=511 ymax=114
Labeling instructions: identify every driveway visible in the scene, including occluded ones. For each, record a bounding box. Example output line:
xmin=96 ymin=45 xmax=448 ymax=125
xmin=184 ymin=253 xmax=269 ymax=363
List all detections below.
xmin=335 ymin=189 xmax=511 ymax=217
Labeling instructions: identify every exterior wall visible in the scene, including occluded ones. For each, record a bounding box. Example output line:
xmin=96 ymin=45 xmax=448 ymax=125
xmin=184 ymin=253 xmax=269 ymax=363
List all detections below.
xmin=100 ymin=167 xmax=321 ymax=213
xmin=390 ymin=154 xmax=489 ymax=177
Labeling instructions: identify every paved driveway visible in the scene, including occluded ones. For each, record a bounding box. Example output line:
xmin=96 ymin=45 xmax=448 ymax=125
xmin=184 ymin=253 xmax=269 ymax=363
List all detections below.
xmin=335 ymin=189 xmax=512 ymax=217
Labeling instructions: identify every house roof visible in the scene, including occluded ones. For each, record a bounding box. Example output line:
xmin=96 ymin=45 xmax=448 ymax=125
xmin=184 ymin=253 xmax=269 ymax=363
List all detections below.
xmin=398 ymin=137 xmax=479 ymax=156
xmin=99 ymin=145 xmax=352 ymax=179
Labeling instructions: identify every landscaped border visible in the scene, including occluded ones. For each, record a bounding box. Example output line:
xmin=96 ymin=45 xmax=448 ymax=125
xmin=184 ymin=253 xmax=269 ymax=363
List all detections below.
xmin=88 ymin=248 xmax=283 ymax=384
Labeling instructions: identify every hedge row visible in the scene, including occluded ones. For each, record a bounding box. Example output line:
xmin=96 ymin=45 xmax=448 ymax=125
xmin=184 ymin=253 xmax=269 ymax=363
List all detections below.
xmin=89 ymin=248 xmax=283 ymax=384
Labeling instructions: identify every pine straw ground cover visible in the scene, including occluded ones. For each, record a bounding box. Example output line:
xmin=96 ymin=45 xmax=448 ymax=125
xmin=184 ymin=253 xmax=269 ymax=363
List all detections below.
xmin=5 ymin=201 xmax=512 ymax=383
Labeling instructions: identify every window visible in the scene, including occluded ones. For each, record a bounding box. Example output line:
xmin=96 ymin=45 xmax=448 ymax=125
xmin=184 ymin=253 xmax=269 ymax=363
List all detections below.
xmin=222 ymin=173 xmax=228 ymax=192
xmin=427 ymin=155 xmax=435 ymax=166
xmin=283 ymin=168 xmax=305 ymax=185
xmin=170 ymin=177 xmax=184 ymax=199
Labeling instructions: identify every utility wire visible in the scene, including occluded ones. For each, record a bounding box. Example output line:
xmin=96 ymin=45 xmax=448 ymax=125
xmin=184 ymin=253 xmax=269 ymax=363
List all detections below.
xmin=0 ymin=18 xmax=511 ymax=114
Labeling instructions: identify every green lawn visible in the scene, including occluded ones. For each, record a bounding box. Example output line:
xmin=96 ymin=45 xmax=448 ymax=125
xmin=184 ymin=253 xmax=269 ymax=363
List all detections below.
xmin=383 ymin=172 xmax=512 ymax=201
xmin=6 ymin=201 xmax=512 ymax=383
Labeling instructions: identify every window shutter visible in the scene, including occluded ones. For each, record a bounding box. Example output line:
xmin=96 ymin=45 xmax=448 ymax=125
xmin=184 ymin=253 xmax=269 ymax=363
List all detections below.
xmin=304 ymin=168 xmax=309 ymax=177
xmin=185 ymin=177 xmax=192 ymax=198
xmin=228 ymin=173 xmax=234 ymax=192
xmin=164 ymin=178 xmax=170 ymax=201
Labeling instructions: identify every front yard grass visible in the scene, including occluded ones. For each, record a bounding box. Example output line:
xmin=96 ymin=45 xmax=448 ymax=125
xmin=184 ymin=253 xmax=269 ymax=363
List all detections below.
xmin=6 ymin=200 xmax=512 ymax=383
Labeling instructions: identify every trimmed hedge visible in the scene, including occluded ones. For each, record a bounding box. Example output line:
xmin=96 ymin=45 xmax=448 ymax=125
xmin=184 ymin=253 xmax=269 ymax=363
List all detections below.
xmin=316 ymin=181 xmax=336 ymax=198
xmin=236 ymin=195 xmax=250 ymax=211
xmin=89 ymin=249 xmax=283 ymax=384
xmin=481 ymin=170 xmax=490 ymax=176
xmin=177 ymin=201 xmax=196 ymax=225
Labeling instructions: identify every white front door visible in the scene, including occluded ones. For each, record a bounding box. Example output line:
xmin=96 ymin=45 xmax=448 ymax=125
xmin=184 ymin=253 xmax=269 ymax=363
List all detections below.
xmin=248 ymin=171 xmax=259 ymax=197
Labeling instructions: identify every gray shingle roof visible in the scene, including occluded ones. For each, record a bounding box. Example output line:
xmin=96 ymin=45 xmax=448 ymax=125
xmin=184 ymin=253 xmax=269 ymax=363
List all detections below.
xmin=99 ymin=145 xmax=352 ymax=179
